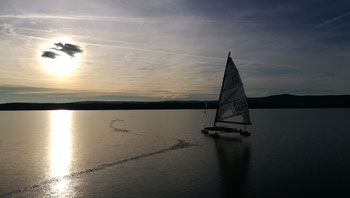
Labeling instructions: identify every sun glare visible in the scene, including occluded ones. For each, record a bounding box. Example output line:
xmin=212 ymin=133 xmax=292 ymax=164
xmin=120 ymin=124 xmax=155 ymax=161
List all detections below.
xmin=50 ymin=110 xmax=71 ymax=192
xmin=40 ymin=37 xmax=82 ymax=76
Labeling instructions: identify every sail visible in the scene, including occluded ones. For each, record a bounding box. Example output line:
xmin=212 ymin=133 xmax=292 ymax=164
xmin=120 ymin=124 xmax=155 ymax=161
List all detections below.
xmin=215 ymin=55 xmax=251 ymax=125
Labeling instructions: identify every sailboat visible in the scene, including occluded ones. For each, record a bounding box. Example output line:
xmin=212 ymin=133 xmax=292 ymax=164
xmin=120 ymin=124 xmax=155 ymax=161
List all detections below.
xmin=202 ymin=52 xmax=251 ymax=137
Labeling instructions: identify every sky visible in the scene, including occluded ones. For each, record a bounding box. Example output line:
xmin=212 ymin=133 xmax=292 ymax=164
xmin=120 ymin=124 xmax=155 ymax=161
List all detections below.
xmin=0 ymin=0 xmax=349 ymax=103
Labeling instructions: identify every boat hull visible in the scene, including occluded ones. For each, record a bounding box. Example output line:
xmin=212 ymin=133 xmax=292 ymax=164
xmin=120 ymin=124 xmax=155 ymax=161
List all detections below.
xmin=202 ymin=126 xmax=250 ymax=137
xmin=204 ymin=126 xmax=240 ymax=132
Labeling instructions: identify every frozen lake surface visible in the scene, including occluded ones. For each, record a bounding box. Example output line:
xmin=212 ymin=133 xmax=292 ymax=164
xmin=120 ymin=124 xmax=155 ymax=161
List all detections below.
xmin=0 ymin=109 xmax=349 ymax=197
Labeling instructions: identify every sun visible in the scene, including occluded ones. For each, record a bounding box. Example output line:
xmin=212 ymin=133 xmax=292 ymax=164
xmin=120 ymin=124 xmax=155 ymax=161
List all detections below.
xmin=42 ymin=52 xmax=79 ymax=76
xmin=40 ymin=37 xmax=82 ymax=76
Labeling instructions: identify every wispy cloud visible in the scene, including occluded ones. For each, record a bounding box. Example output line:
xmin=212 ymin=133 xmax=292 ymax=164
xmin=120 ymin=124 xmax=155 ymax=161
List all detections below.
xmin=317 ymin=11 xmax=350 ymax=27
xmin=0 ymin=23 xmax=16 ymax=35
xmin=0 ymin=14 xmax=197 ymax=24
xmin=0 ymin=13 xmax=299 ymax=28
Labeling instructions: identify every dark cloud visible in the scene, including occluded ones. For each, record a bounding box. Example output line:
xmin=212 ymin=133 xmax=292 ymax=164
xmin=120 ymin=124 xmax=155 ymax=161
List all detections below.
xmin=41 ymin=51 xmax=59 ymax=59
xmin=52 ymin=42 xmax=83 ymax=57
xmin=41 ymin=42 xmax=83 ymax=59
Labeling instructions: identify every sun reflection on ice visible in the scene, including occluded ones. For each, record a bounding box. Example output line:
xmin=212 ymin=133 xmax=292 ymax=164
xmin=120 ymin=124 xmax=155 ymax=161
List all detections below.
xmin=50 ymin=110 xmax=72 ymax=193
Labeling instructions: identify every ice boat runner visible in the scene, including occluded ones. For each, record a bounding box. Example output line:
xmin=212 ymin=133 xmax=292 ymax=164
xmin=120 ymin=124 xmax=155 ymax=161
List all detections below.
xmin=202 ymin=52 xmax=251 ymax=137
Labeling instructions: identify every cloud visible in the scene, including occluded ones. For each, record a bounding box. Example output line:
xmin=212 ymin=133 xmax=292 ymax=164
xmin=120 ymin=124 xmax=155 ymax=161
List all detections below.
xmin=41 ymin=42 xmax=83 ymax=59
xmin=0 ymin=86 xmax=159 ymax=103
xmin=318 ymin=11 xmax=350 ymax=27
xmin=151 ymin=90 xmax=171 ymax=93
xmin=52 ymin=42 xmax=83 ymax=57
xmin=1 ymin=23 xmax=16 ymax=35
xmin=1 ymin=1 xmax=349 ymax=100
xmin=41 ymin=51 xmax=59 ymax=59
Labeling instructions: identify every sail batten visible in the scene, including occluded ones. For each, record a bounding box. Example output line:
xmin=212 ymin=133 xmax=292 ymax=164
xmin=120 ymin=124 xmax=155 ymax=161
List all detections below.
xmin=214 ymin=53 xmax=251 ymax=126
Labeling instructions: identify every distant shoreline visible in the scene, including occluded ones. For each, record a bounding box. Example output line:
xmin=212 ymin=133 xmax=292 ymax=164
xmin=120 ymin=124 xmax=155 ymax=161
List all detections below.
xmin=0 ymin=94 xmax=349 ymax=110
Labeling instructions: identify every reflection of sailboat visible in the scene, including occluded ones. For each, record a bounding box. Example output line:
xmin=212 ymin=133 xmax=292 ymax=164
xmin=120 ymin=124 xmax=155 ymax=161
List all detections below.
xmin=214 ymin=137 xmax=251 ymax=197
xmin=202 ymin=52 xmax=251 ymax=137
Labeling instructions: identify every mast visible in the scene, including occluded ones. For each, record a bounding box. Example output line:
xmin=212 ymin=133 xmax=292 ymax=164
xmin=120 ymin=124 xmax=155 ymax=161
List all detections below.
xmin=214 ymin=52 xmax=231 ymax=126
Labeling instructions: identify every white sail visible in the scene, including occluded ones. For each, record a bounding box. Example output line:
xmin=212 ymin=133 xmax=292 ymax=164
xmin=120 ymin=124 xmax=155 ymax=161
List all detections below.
xmin=215 ymin=56 xmax=251 ymax=125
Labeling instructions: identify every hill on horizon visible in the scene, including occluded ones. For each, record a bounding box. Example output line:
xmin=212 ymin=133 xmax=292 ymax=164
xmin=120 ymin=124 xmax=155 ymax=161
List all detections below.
xmin=0 ymin=94 xmax=349 ymax=110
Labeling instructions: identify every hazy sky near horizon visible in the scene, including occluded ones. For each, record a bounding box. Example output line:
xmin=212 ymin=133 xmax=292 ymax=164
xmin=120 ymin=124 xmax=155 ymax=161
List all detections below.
xmin=0 ymin=0 xmax=349 ymax=102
